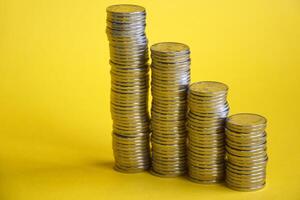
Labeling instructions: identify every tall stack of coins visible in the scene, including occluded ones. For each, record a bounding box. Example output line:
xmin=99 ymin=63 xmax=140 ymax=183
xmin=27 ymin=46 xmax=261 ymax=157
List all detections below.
xmin=225 ymin=113 xmax=267 ymax=191
xmin=106 ymin=4 xmax=150 ymax=173
xmin=150 ymin=42 xmax=191 ymax=177
xmin=187 ymin=81 xmax=229 ymax=183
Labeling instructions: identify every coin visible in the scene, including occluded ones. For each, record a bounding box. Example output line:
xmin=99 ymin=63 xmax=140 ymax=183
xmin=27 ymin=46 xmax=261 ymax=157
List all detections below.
xmin=225 ymin=113 xmax=268 ymax=191
xmin=150 ymin=42 xmax=190 ymax=55
xmin=226 ymin=113 xmax=267 ymax=133
xmin=190 ymin=81 xmax=227 ymax=94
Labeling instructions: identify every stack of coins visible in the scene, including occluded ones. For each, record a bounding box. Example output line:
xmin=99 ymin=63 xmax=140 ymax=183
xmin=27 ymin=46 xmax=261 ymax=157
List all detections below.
xmin=225 ymin=113 xmax=267 ymax=191
xmin=187 ymin=81 xmax=229 ymax=183
xmin=106 ymin=4 xmax=150 ymax=173
xmin=150 ymin=42 xmax=191 ymax=177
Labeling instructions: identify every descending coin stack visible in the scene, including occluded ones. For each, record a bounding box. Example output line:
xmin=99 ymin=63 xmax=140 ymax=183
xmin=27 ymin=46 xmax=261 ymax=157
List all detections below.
xmin=225 ymin=113 xmax=268 ymax=191
xmin=106 ymin=4 xmax=150 ymax=173
xmin=150 ymin=42 xmax=191 ymax=177
xmin=187 ymin=81 xmax=229 ymax=183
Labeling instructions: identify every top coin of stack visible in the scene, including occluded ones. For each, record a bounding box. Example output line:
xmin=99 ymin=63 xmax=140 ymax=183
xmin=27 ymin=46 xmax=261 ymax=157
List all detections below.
xmin=150 ymin=42 xmax=191 ymax=177
xmin=225 ymin=113 xmax=268 ymax=191
xmin=187 ymin=81 xmax=229 ymax=183
xmin=106 ymin=4 xmax=150 ymax=173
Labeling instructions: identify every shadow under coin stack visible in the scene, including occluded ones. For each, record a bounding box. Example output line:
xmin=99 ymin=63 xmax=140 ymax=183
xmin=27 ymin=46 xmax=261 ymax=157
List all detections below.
xmin=225 ymin=113 xmax=268 ymax=191
xmin=106 ymin=4 xmax=150 ymax=173
xmin=187 ymin=81 xmax=229 ymax=183
xmin=150 ymin=42 xmax=191 ymax=177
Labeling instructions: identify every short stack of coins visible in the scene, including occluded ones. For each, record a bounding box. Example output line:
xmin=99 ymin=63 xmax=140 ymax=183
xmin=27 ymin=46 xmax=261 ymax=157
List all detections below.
xmin=225 ymin=113 xmax=268 ymax=191
xmin=150 ymin=42 xmax=191 ymax=177
xmin=187 ymin=81 xmax=229 ymax=183
xmin=106 ymin=4 xmax=150 ymax=173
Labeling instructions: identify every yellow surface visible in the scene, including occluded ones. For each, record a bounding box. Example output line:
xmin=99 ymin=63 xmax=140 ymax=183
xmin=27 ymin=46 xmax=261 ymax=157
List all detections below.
xmin=0 ymin=0 xmax=300 ymax=199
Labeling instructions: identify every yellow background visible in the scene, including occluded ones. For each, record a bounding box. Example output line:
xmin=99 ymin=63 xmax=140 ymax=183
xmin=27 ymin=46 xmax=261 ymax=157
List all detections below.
xmin=0 ymin=0 xmax=300 ymax=199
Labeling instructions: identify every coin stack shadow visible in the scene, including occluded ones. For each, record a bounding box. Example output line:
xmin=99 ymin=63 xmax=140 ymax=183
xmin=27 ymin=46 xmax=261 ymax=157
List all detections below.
xmin=187 ymin=81 xmax=229 ymax=183
xmin=106 ymin=4 xmax=150 ymax=173
xmin=149 ymin=42 xmax=191 ymax=177
xmin=225 ymin=113 xmax=268 ymax=191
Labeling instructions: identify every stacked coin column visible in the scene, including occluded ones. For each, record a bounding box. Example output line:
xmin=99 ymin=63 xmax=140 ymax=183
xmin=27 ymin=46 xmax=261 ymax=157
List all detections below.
xmin=225 ymin=113 xmax=268 ymax=191
xmin=187 ymin=81 xmax=229 ymax=183
xmin=106 ymin=4 xmax=150 ymax=173
xmin=150 ymin=42 xmax=191 ymax=177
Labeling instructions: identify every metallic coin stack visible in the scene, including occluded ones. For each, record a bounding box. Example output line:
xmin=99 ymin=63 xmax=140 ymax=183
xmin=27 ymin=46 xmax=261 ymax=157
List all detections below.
xmin=106 ymin=4 xmax=150 ymax=173
xmin=187 ymin=81 xmax=229 ymax=183
xmin=150 ymin=42 xmax=191 ymax=177
xmin=225 ymin=113 xmax=268 ymax=191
